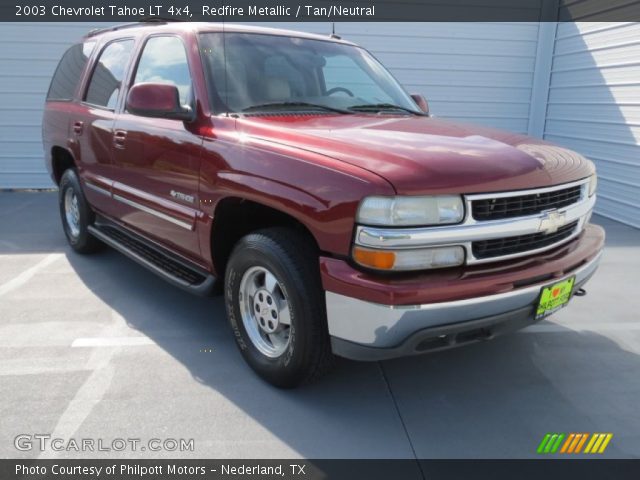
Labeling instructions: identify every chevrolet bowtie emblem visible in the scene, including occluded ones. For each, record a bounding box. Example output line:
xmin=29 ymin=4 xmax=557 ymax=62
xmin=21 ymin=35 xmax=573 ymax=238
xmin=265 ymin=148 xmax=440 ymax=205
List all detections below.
xmin=539 ymin=210 xmax=566 ymax=235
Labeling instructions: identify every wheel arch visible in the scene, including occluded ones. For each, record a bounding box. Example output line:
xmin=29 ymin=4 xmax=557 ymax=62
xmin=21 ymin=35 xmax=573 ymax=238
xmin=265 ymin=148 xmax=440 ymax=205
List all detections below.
xmin=210 ymin=196 xmax=320 ymax=280
xmin=50 ymin=146 xmax=77 ymax=185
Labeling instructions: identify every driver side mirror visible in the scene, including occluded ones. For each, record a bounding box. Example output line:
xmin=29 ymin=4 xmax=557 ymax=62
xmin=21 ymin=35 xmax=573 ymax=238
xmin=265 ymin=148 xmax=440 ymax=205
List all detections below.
xmin=411 ymin=94 xmax=429 ymax=115
xmin=126 ymin=83 xmax=194 ymax=122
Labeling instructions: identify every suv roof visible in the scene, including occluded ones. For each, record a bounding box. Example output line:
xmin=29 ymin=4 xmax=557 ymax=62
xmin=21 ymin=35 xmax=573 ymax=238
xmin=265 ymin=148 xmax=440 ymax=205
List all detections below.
xmin=84 ymin=20 xmax=354 ymax=45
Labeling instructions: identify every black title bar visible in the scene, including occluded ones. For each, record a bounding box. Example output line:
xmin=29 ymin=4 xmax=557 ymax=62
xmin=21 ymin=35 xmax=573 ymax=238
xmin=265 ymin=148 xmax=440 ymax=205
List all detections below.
xmin=3 ymin=0 xmax=640 ymax=22
xmin=3 ymin=459 xmax=640 ymax=480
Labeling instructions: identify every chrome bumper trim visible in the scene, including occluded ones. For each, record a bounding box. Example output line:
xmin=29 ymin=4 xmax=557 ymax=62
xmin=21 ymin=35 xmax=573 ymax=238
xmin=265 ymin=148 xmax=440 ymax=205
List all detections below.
xmin=355 ymin=179 xmax=594 ymax=264
xmin=326 ymin=250 xmax=602 ymax=348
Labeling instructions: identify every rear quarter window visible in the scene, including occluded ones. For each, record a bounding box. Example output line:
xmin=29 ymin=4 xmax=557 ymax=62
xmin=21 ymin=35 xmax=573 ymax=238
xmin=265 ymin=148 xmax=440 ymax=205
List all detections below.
xmin=84 ymin=39 xmax=135 ymax=110
xmin=47 ymin=41 xmax=96 ymax=101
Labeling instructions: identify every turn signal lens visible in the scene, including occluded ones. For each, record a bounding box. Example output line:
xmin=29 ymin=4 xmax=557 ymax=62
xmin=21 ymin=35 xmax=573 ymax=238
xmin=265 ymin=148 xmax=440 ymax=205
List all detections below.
xmin=352 ymin=247 xmax=396 ymax=270
xmin=352 ymin=246 xmax=465 ymax=271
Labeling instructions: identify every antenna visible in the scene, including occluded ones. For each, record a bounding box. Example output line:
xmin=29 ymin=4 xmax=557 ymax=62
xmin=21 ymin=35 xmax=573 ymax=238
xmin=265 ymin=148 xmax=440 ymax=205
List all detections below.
xmin=330 ymin=22 xmax=341 ymax=40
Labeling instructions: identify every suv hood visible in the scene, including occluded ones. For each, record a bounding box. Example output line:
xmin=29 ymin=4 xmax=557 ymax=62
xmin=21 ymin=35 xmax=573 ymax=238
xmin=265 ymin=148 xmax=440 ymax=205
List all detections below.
xmin=236 ymin=115 xmax=594 ymax=195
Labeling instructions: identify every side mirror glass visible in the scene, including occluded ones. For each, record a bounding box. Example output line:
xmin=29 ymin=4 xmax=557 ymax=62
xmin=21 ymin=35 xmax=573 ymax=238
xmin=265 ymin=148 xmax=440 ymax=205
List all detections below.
xmin=411 ymin=94 xmax=429 ymax=115
xmin=126 ymin=83 xmax=194 ymax=122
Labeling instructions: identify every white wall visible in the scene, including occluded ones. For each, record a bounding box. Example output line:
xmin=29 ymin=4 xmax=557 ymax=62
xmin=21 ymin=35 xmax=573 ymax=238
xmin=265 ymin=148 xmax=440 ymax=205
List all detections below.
xmin=544 ymin=22 xmax=640 ymax=228
xmin=0 ymin=23 xmax=112 ymax=188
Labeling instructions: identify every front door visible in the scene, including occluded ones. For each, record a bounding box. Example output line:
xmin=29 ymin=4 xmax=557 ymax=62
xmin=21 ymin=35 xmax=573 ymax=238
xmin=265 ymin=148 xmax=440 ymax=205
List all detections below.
xmin=110 ymin=35 xmax=203 ymax=261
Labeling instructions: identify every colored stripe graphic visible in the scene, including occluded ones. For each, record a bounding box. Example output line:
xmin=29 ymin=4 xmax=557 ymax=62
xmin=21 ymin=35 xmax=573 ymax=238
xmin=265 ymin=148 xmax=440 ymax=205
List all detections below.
xmin=550 ymin=434 xmax=565 ymax=453
xmin=560 ymin=433 xmax=575 ymax=453
xmin=598 ymin=433 xmax=613 ymax=453
xmin=584 ymin=434 xmax=598 ymax=453
xmin=537 ymin=432 xmax=613 ymax=454
xmin=537 ymin=434 xmax=552 ymax=454
xmin=539 ymin=433 xmax=613 ymax=454
xmin=585 ymin=433 xmax=614 ymax=454
xmin=574 ymin=433 xmax=588 ymax=453
xmin=538 ymin=433 xmax=566 ymax=454
xmin=545 ymin=434 xmax=558 ymax=453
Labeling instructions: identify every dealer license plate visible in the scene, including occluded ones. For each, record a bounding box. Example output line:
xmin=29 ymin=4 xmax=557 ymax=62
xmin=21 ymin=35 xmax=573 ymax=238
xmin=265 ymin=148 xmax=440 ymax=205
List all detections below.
xmin=535 ymin=276 xmax=576 ymax=320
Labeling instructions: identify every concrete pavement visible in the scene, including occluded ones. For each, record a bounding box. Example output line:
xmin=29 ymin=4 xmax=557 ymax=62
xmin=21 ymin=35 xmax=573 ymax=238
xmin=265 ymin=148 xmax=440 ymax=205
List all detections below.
xmin=1 ymin=192 xmax=639 ymax=459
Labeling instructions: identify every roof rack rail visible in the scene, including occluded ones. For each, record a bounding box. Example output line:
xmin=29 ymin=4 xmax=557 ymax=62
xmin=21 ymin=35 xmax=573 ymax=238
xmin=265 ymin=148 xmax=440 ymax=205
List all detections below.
xmin=86 ymin=17 xmax=183 ymax=37
xmin=139 ymin=16 xmax=185 ymax=23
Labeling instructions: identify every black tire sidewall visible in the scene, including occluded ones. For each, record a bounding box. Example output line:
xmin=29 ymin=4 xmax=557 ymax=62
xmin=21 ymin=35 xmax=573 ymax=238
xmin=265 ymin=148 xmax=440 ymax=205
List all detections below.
xmin=225 ymin=234 xmax=323 ymax=387
xmin=58 ymin=169 xmax=95 ymax=251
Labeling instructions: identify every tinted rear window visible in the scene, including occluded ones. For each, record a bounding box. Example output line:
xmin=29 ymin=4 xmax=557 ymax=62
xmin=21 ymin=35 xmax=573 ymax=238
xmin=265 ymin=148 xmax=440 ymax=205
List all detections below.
xmin=47 ymin=41 xmax=95 ymax=101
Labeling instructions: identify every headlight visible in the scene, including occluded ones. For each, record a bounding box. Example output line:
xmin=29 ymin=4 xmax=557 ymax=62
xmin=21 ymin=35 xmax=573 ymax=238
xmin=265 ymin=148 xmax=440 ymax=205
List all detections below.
xmin=357 ymin=195 xmax=464 ymax=226
xmin=353 ymin=245 xmax=465 ymax=271
xmin=588 ymin=174 xmax=597 ymax=197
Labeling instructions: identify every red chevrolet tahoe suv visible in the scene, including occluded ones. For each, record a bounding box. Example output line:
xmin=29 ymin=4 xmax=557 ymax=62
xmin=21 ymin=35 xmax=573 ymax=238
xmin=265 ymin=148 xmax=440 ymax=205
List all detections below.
xmin=43 ymin=21 xmax=604 ymax=388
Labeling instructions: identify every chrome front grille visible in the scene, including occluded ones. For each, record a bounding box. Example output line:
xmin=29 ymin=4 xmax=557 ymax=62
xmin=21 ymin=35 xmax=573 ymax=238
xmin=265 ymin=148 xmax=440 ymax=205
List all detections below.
xmin=471 ymin=184 xmax=582 ymax=221
xmin=355 ymin=178 xmax=595 ymax=266
xmin=472 ymin=220 xmax=579 ymax=259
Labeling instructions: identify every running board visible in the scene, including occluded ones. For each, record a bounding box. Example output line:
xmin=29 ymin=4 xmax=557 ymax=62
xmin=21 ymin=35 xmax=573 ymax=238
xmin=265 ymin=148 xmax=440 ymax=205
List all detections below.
xmin=88 ymin=223 xmax=217 ymax=296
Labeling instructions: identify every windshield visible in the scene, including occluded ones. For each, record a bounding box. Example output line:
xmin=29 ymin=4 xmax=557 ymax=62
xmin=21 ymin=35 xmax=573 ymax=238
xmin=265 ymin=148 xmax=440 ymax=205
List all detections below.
xmin=199 ymin=32 xmax=420 ymax=114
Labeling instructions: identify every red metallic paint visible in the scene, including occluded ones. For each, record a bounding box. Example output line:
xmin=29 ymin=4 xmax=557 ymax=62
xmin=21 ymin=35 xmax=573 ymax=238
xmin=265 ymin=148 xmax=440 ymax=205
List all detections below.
xmin=236 ymin=115 xmax=595 ymax=195
xmin=126 ymin=83 xmax=182 ymax=114
xmin=43 ymin=23 xmax=601 ymax=302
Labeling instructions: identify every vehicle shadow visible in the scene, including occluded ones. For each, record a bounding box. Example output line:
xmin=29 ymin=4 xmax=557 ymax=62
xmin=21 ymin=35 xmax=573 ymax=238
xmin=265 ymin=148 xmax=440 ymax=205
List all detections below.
xmin=63 ymin=238 xmax=640 ymax=459
xmin=0 ymin=192 xmax=68 ymax=254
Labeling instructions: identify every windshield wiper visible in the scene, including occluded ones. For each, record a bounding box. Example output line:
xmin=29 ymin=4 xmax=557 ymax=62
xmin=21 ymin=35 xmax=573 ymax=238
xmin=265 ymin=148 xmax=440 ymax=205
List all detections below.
xmin=348 ymin=103 xmax=426 ymax=116
xmin=241 ymin=102 xmax=352 ymax=114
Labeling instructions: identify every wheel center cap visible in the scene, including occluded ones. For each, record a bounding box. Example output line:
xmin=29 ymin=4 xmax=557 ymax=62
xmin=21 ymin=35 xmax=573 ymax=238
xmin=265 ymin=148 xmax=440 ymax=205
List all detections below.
xmin=253 ymin=288 xmax=279 ymax=334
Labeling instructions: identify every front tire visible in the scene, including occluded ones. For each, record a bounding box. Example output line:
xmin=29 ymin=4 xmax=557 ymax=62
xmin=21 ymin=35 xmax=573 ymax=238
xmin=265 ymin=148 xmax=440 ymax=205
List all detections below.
xmin=58 ymin=168 xmax=102 ymax=254
xmin=224 ymin=228 xmax=334 ymax=388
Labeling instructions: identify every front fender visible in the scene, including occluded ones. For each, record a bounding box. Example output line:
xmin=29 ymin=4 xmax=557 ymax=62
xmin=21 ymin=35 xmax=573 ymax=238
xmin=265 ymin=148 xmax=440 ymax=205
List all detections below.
xmin=198 ymin=134 xmax=395 ymax=258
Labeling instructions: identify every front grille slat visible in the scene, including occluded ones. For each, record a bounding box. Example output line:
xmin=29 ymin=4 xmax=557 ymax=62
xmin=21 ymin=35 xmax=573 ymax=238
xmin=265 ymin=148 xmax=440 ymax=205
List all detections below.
xmin=471 ymin=185 xmax=582 ymax=221
xmin=472 ymin=221 xmax=578 ymax=259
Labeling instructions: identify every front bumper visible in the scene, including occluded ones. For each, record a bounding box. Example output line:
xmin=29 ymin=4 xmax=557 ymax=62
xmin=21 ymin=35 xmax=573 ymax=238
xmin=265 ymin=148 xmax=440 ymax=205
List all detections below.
xmin=323 ymin=225 xmax=604 ymax=361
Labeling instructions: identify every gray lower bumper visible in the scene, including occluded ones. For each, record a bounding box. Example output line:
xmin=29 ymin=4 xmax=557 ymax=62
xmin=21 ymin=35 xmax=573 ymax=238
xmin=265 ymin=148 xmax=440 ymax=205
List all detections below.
xmin=326 ymin=251 xmax=602 ymax=361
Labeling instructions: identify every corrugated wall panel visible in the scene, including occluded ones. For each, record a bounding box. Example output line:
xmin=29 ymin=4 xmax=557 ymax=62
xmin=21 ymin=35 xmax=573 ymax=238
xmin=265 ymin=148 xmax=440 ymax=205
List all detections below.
xmin=0 ymin=22 xmax=115 ymax=188
xmin=544 ymin=21 xmax=640 ymax=227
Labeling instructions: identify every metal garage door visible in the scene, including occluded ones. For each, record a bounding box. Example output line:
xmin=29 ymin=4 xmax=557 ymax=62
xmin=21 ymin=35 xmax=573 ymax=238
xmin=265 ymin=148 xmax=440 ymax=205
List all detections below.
xmin=0 ymin=21 xmax=540 ymax=189
xmin=544 ymin=22 xmax=640 ymax=228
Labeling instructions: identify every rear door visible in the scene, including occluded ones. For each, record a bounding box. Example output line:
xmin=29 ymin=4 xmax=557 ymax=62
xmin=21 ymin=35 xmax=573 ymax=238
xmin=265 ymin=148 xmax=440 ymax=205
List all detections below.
xmin=110 ymin=34 xmax=202 ymax=261
xmin=71 ymin=38 xmax=136 ymax=217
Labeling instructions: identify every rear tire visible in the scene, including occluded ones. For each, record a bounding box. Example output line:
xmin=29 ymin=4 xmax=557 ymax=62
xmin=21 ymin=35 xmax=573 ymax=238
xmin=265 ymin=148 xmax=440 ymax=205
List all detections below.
xmin=224 ymin=228 xmax=334 ymax=388
xmin=58 ymin=168 xmax=102 ymax=254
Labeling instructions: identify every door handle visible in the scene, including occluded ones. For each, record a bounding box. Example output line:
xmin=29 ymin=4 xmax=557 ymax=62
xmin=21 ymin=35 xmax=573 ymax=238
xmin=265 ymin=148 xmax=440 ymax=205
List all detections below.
xmin=72 ymin=121 xmax=84 ymax=135
xmin=113 ymin=130 xmax=127 ymax=149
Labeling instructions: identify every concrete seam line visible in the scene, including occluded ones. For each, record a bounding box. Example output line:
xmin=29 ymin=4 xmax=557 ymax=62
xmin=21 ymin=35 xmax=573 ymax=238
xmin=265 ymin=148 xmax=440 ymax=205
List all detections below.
xmin=0 ymin=253 xmax=63 ymax=297
xmin=39 ymin=309 xmax=130 ymax=460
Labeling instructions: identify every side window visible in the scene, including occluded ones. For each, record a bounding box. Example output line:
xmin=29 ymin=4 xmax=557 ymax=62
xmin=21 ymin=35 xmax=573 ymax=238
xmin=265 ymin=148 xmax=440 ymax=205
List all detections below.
xmin=84 ymin=39 xmax=134 ymax=109
xmin=133 ymin=36 xmax=192 ymax=106
xmin=47 ymin=41 xmax=96 ymax=101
